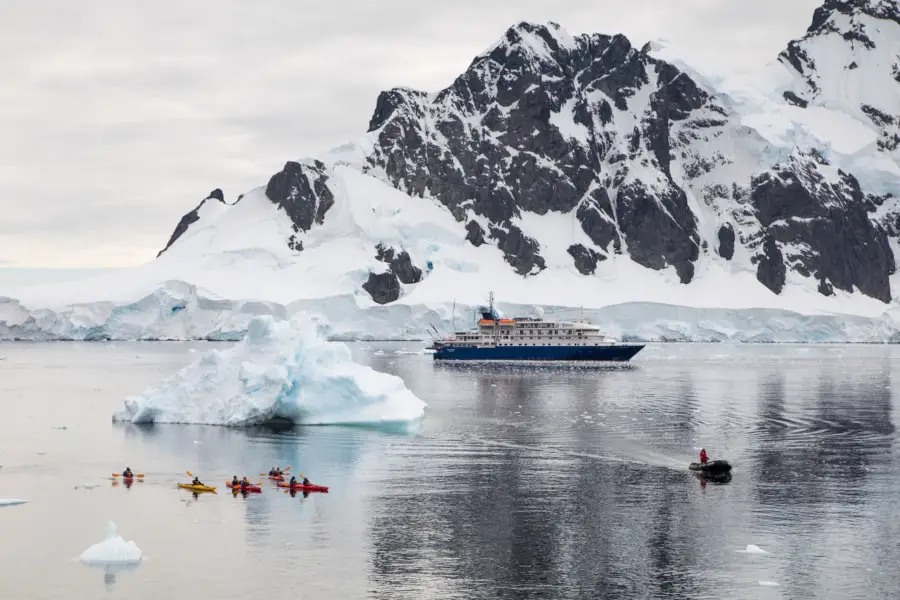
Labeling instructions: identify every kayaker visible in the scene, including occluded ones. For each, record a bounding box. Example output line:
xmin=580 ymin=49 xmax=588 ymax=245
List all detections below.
xmin=268 ymin=467 xmax=277 ymax=477
xmin=232 ymin=476 xmax=240 ymax=487
xmin=302 ymin=477 xmax=310 ymax=486
xmin=699 ymin=448 xmax=708 ymax=465
xmin=123 ymin=467 xmax=133 ymax=477
xmin=289 ymin=476 xmax=297 ymax=485
xmin=241 ymin=476 xmax=250 ymax=488
xmin=192 ymin=475 xmax=203 ymax=486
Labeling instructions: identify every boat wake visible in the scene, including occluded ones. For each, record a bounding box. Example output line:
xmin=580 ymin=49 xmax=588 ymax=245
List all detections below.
xmin=464 ymin=435 xmax=691 ymax=474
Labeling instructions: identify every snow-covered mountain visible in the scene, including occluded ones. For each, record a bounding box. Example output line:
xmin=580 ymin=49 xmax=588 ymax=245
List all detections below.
xmin=4 ymin=0 xmax=900 ymax=342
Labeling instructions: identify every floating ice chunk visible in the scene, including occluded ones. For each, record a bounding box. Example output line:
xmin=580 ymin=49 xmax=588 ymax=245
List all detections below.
xmin=79 ymin=521 xmax=142 ymax=565
xmin=738 ymin=544 xmax=769 ymax=554
xmin=759 ymin=581 xmax=779 ymax=586
xmin=0 ymin=499 xmax=27 ymax=507
xmin=75 ymin=483 xmax=100 ymax=490
xmin=112 ymin=315 xmax=426 ymax=427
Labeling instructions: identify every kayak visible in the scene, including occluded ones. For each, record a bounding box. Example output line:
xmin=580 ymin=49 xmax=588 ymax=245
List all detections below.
xmin=276 ymin=482 xmax=329 ymax=492
xmin=267 ymin=475 xmax=285 ymax=481
xmin=226 ymin=481 xmax=262 ymax=493
xmin=178 ymin=483 xmax=217 ymax=493
xmin=689 ymin=459 xmax=732 ymax=475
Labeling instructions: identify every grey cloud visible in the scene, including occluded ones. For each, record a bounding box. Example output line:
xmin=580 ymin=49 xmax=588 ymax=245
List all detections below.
xmin=0 ymin=0 xmax=822 ymax=267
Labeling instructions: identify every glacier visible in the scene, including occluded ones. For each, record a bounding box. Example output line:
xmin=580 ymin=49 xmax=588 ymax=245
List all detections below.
xmin=111 ymin=315 xmax=427 ymax=427
xmin=5 ymin=278 xmax=900 ymax=343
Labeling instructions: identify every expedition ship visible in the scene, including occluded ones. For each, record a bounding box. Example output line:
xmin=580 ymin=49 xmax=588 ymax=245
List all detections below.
xmin=431 ymin=294 xmax=644 ymax=362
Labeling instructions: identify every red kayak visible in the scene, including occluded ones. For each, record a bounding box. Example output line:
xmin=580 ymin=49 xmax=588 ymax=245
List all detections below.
xmin=226 ymin=481 xmax=262 ymax=493
xmin=277 ymin=482 xmax=329 ymax=492
xmin=267 ymin=475 xmax=285 ymax=481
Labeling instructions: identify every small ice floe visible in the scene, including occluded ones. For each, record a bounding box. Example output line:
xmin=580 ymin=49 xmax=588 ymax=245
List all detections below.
xmin=74 ymin=483 xmax=100 ymax=491
xmin=0 ymin=499 xmax=28 ymax=507
xmin=55 ymin=425 xmax=68 ymax=430
xmin=759 ymin=581 xmax=779 ymax=586
xmin=193 ymin=440 xmax=202 ymax=444
xmin=79 ymin=521 xmax=143 ymax=565
xmin=737 ymin=544 xmax=769 ymax=554
xmin=36 ymin=451 xmax=46 ymax=455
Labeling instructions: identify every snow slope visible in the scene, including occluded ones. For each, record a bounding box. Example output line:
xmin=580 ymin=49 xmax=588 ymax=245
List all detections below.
xmin=6 ymin=165 xmax=895 ymax=317
xmin=4 ymin=164 xmax=900 ymax=342
xmin=111 ymin=315 xmax=427 ymax=426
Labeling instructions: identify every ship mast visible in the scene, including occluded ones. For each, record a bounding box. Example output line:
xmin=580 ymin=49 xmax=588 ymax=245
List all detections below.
xmin=488 ymin=291 xmax=497 ymax=344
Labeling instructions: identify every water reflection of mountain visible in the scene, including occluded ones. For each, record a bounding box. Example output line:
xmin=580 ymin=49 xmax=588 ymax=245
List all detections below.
xmin=751 ymin=352 xmax=898 ymax=597
xmin=366 ymin=367 xmax=716 ymax=599
xmin=752 ymin=355 xmax=894 ymax=506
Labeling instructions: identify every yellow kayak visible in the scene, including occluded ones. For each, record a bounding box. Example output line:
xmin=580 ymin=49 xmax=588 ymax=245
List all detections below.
xmin=178 ymin=483 xmax=217 ymax=493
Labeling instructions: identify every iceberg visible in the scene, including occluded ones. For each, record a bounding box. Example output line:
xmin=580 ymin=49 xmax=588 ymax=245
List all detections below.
xmin=0 ymin=499 xmax=28 ymax=507
xmin=112 ymin=315 xmax=427 ymax=427
xmin=79 ymin=521 xmax=143 ymax=565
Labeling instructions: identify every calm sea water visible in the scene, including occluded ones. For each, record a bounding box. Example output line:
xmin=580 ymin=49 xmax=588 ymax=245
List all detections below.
xmin=0 ymin=341 xmax=897 ymax=600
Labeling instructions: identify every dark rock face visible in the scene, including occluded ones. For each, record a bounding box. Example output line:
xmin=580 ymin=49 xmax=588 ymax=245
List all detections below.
xmin=717 ymin=224 xmax=735 ymax=260
xmin=156 ymin=189 xmax=228 ymax=257
xmin=375 ymin=243 xmax=423 ymax=285
xmin=755 ymin=236 xmax=787 ymax=294
xmin=567 ymin=244 xmax=604 ymax=275
xmin=783 ymin=91 xmax=809 ymax=108
xmin=362 ymin=271 xmax=401 ymax=304
xmin=265 ymin=161 xmax=334 ymax=236
xmin=490 ymin=225 xmax=545 ymax=276
xmin=747 ymin=152 xmax=894 ymax=301
xmin=465 ymin=221 xmax=486 ymax=247
xmin=364 ymin=22 xmax=707 ymax=284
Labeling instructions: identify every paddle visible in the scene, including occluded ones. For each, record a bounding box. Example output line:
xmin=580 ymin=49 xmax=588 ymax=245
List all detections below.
xmin=112 ymin=473 xmax=144 ymax=478
xmin=260 ymin=466 xmax=291 ymax=476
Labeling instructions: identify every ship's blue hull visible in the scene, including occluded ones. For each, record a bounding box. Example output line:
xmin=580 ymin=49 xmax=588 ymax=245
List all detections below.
xmin=432 ymin=344 xmax=644 ymax=362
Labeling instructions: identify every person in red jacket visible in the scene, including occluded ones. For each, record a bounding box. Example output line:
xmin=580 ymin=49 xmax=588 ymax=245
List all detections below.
xmin=699 ymin=448 xmax=708 ymax=464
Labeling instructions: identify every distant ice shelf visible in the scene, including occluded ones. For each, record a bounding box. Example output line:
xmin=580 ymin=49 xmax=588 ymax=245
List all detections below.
xmin=3 ymin=281 xmax=900 ymax=344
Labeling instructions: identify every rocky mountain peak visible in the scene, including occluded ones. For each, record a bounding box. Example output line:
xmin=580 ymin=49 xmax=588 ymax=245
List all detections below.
xmin=362 ymin=22 xmax=712 ymax=283
xmin=778 ymin=0 xmax=900 ymax=155
xmin=808 ymin=0 xmax=900 ymax=31
xmin=779 ymin=0 xmax=900 ymax=91
xmin=159 ymin=1 xmax=900 ymax=307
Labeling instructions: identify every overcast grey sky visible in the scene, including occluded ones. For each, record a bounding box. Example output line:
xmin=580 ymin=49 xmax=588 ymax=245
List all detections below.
xmin=0 ymin=0 xmax=822 ymax=268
